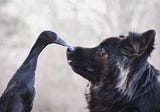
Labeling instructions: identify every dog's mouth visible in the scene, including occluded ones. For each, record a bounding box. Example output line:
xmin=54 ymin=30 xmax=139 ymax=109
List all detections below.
xmin=67 ymin=59 xmax=72 ymax=65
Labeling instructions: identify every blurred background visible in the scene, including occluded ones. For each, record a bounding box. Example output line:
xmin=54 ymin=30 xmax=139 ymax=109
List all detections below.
xmin=0 ymin=0 xmax=159 ymax=112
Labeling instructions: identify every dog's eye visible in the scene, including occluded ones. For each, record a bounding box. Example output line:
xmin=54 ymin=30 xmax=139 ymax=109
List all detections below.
xmin=97 ymin=47 xmax=108 ymax=59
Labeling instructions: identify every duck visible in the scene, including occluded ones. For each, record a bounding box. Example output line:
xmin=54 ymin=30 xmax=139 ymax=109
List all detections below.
xmin=0 ymin=31 xmax=68 ymax=112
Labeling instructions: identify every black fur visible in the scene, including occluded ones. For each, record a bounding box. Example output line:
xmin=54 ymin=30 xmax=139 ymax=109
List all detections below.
xmin=66 ymin=29 xmax=160 ymax=112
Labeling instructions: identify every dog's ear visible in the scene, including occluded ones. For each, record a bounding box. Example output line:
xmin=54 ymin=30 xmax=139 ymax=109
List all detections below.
xmin=142 ymin=29 xmax=155 ymax=49
xmin=128 ymin=29 xmax=155 ymax=56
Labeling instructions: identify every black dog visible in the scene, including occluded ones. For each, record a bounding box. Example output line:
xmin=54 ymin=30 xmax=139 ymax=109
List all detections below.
xmin=66 ymin=30 xmax=160 ymax=112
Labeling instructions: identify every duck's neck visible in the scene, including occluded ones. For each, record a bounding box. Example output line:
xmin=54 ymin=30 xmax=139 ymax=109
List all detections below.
xmin=5 ymin=38 xmax=50 ymax=89
xmin=21 ymin=38 xmax=49 ymax=70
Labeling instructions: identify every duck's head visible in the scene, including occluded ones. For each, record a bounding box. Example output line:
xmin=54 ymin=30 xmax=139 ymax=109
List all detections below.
xmin=39 ymin=31 xmax=69 ymax=46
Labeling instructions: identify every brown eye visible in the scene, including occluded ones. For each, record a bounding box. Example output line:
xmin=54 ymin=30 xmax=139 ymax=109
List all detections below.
xmin=99 ymin=48 xmax=106 ymax=56
xmin=97 ymin=47 xmax=108 ymax=59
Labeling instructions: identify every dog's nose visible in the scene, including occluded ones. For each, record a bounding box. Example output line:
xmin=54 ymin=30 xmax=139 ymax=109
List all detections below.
xmin=67 ymin=46 xmax=76 ymax=54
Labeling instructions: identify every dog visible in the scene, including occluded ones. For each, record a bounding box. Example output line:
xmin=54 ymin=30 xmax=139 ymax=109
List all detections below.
xmin=66 ymin=29 xmax=160 ymax=112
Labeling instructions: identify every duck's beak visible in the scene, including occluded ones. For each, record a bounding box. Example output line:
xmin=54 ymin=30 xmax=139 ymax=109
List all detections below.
xmin=55 ymin=36 xmax=69 ymax=47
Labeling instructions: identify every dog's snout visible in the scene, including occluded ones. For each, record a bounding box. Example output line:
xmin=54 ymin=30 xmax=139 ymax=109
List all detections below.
xmin=67 ymin=46 xmax=76 ymax=54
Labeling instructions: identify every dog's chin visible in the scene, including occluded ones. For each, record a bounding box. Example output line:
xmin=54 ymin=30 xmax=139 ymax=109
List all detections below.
xmin=72 ymin=67 xmax=97 ymax=82
xmin=67 ymin=60 xmax=97 ymax=82
xmin=72 ymin=67 xmax=87 ymax=77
